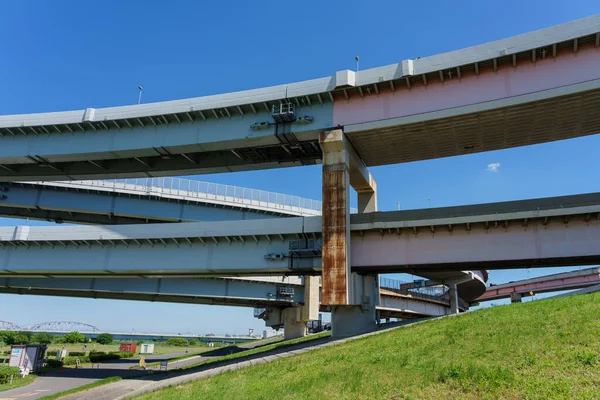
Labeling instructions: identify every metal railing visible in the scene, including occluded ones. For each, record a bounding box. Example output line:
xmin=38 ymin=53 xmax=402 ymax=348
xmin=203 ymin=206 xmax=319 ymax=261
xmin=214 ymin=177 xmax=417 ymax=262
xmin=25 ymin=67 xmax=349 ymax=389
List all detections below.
xmin=379 ymin=277 xmax=448 ymax=299
xmin=44 ymin=177 xmax=331 ymax=216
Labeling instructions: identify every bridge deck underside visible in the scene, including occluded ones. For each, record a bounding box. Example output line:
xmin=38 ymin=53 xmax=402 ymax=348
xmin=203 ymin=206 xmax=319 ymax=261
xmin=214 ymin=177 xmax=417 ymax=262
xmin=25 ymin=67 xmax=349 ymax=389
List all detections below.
xmin=348 ymin=87 xmax=600 ymax=166
xmin=0 ymin=84 xmax=598 ymax=180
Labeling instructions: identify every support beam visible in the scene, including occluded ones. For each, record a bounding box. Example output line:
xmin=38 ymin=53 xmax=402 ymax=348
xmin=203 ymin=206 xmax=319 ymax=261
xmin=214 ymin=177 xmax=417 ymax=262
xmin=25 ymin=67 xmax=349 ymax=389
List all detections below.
xmin=283 ymin=307 xmax=307 ymax=340
xmin=319 ymin=129 xmax=377 ymax=305
xmin=510 ymin=292 xmax=522 ymax=303
xmin=449 ymin=283 xmax=459 ymax=314
xmin=300 ymin=276 xmax=320 ymax=322
xmin=319 ymin=130 xmax=351 ymax=306
xmin=331 ymin=273 xmax=378 ymax=337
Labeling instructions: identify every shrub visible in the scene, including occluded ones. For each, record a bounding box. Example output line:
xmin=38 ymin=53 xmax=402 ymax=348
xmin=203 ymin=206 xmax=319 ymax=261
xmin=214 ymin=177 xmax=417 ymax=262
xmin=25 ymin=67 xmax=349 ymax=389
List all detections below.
xmin=188 ymin=339 xmax=200 ymax=346
xmin=62 ymin=331 xmax=88 ymax=344
xmin=32 ymin=332 xmax=55 ymax=345
xmin=89 ymin=353 xmax=119 ymax=363
xmin=63 ymin=356 xmax=91 ymax=366
xmin=68 ymin=351 xmax=87 ymax=357
xmin=46 ymin=359 xmax=63 ymax=368
xmin=0 ymin=365 xmax=20 ymax=384
xmin=165 ymin=337 xmax=188 ymax=347
xmin=96 ymin=333 xmax=114 ymax=345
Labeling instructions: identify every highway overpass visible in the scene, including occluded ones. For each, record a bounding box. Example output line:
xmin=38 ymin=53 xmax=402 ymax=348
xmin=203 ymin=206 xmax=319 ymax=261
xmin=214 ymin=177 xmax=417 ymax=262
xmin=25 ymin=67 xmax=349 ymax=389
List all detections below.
xmin=476 ymin=266 xmax=600 ymax=303
xmin=0 ymin=16 xmax=598 ymax=180
xmin=0 ymin=178 xmax=323 ymax=225
xmin=0 ymin=192 xmax=598 ymax=280
xmin=1 ymin=16 xmax=599 ymax=338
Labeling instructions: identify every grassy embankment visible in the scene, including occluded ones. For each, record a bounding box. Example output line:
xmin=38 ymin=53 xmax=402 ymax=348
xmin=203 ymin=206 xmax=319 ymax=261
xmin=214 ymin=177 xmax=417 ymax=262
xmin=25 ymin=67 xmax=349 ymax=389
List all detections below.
xmin=137 ymin=292 xmax=600 ymax=400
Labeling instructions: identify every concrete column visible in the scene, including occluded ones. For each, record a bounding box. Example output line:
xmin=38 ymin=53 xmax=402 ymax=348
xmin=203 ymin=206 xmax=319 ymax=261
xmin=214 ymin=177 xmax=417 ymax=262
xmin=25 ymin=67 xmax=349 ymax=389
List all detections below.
xmin=331 ymin=273 xmax=379 ymax=338
xmin=283 ymin=307 xmax=306 ymax=340
xmin=449 ymin=283 xmax=459 ymax=314
xmin=320 ymin=130 xmax=378 ymax=338
xmin=319 ymin=130 xmax=352 ymax=306
xmin=510 ymin=292 xmax=522 ymax=303
xmin=300 ymin=276 xmax=320 ymax=322
xmin=357 ymin=179 xmax=377 ymax=213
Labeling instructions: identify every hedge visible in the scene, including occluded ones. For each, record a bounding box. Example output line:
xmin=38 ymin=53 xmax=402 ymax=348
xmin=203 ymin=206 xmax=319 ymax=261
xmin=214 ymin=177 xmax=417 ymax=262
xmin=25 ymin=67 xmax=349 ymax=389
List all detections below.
xmin=63 ymin=356 xmax=91 ymax=366
xmin=0 ymin=365 xmax=20 ymax=384
xmin=48 ymin=351 xmax=136 ymax=367
xmin=68 ymin=351 xmax=87 ymax=357
xmin=46 ymin=359 xmax=63 ymax=368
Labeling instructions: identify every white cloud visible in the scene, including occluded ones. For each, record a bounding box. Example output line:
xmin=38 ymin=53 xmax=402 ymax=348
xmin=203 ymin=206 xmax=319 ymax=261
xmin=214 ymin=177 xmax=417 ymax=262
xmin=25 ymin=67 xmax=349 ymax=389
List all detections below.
xmin=487 ymin=163 xmax=501 ymax=172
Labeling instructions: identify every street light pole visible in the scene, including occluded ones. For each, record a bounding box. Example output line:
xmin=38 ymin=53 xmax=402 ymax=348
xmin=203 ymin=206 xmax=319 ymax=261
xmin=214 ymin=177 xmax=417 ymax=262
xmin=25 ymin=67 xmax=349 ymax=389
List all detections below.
xmin=137 ymin=86 xmax=143 ymax=104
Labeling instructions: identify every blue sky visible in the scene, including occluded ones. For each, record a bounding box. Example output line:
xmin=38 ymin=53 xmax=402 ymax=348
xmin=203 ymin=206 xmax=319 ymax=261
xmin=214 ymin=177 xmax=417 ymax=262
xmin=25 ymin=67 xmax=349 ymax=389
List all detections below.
xmin=0 ymin=1 xmax=599 ymax=334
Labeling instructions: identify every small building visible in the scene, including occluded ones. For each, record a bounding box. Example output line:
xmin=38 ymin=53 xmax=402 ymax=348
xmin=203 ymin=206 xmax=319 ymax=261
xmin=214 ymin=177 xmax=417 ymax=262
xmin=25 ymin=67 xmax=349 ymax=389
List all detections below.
xmin=119 ymin=343 xmax=137 ymax=353
xmin=9 ymin=344 xmax=47 ymax=373
xmin=139 ymin=342 xmax=154 ymax=355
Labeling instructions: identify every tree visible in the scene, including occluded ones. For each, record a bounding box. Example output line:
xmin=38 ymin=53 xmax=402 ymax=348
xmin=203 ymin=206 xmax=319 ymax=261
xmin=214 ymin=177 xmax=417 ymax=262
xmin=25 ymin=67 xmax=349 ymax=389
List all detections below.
xmin=188 ymin=339 xmax=200 ymax=346
xmin=95 ymin=333 xmax=114 ymax=345
xmin=32 ymin=332 xmax=55 ymax=345
xmin=0 ymin=331 xmax=15 ymax=345
xmin=165 ymin=337 xmax=188 ymax=347
xmin=1 ymin=331 xmax=32 ymax=345
xmin=62 ymin=331 xmax=88 ymax=344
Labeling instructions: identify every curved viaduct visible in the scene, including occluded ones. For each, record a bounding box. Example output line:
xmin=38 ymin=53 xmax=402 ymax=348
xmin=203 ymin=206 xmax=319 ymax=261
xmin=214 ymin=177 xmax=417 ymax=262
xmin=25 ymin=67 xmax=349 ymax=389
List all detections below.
xmin=0 ymin=16 xmax=597 ymax=180
xmin=1 ymin=16 xmax=599 ymax=338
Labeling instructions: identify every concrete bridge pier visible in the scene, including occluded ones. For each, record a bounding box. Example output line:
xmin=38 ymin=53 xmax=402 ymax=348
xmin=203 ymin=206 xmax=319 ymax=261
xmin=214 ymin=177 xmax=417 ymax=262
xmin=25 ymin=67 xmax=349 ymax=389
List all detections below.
xmin=262 ymin=276 xmax=320 ymax=340
xmin=510 ymin=292 xmax=523 ymax=303
xmin=283 ymin=308 xmax=307 ymax=340
xmin=449 ymin=283 xmax=459 ymax=314
xmin=320 ymin=129 xmax=379 ymax=338
xmin=331 ymin=273 xmax=379 ymax=338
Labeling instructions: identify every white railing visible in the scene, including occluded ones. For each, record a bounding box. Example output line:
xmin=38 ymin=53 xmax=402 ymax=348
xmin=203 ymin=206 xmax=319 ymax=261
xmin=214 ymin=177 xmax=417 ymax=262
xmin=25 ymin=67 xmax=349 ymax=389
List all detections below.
xmin=380 ymin=277 xmax=448 ymax=298
xmin=44 ymin=177 xmax=331 ymax=216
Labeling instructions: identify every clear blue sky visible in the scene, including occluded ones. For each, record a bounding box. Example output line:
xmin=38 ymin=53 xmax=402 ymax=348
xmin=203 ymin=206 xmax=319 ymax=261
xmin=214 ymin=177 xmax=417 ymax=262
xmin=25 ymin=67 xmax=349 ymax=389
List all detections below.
xmin=0 ymin=1 xmax=599 ymax=334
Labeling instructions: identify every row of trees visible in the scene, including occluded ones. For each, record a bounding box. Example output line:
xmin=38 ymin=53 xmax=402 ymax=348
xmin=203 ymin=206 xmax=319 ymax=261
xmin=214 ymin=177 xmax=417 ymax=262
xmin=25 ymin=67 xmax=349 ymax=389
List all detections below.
xmin=0 ymin=331 xmax=114 ymax=345
xmin=165 ymin=337 xmax=201 ymax=346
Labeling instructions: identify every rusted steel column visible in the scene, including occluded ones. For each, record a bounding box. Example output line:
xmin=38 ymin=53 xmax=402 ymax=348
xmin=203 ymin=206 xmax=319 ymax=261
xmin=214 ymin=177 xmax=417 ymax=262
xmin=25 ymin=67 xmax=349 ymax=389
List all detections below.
xmin=320 ymin=130 xmax=351 ymax=305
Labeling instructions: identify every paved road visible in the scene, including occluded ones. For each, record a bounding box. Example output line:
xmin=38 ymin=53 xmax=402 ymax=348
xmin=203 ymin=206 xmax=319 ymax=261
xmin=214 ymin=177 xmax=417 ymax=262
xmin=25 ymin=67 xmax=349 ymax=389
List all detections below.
xmin=0 ymin=350 xmax=210 ymax=400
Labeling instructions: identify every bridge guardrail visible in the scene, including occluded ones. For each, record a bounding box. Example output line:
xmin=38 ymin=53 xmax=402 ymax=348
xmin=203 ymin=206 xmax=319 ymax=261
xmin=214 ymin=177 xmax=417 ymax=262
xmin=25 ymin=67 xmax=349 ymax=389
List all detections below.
xmin=40 ymin=177 xmax=333 ymax=216
xmin=379 ymin=277 xmax=448 ymax=301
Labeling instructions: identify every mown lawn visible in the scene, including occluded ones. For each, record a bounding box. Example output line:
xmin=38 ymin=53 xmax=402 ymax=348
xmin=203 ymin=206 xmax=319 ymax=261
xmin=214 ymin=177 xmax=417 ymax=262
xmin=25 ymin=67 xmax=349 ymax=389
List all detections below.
xmin=0 ymin=374 xmax=36 ymax=392
xmin=137 ymin=292 xmax=600 ymax=400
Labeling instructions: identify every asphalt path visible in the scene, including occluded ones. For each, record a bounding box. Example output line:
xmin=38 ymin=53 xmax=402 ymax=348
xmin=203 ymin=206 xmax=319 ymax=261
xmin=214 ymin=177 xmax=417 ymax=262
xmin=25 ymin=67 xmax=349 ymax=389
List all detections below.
xmin=0 ymin=350 xmax=208 ymax=399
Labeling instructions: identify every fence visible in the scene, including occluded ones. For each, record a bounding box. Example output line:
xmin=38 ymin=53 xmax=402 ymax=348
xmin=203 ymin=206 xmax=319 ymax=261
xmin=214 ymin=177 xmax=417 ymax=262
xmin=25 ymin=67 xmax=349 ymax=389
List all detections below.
xmin=379 ymin=277 xmax=448 ymax=299
xmin=45 ymin=177 xmax=326 ymax=216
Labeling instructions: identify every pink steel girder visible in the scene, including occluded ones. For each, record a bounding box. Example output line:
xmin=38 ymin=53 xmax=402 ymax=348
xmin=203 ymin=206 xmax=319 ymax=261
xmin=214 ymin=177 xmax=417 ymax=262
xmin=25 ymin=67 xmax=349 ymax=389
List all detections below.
xmin=351 ymin=215 xmax=600 ymax=272
xmin=477 ymin=270 xmax=600 ymax=301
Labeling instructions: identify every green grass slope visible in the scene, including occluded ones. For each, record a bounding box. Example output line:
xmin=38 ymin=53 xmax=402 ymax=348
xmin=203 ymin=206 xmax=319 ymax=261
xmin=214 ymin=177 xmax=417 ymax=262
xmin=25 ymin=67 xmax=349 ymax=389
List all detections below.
xmin=138 ymin=293 xmax=600 ymax=400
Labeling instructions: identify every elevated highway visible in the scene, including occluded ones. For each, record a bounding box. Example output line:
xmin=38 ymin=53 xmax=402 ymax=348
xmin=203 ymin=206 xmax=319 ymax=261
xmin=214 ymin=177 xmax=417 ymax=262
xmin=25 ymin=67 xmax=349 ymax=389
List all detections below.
xmin=0 ymin=276 xmax=462 ymax=321
xmin=476 ymin=266 xmax=600 ymax=303
xmin=0 ymin=178 xmax=323 ymax=225
xmin=2 ymin=15 xmax=599 ymax=338
xmin=0 ymin=16 xmax=598 ymax=180
xmin=0 ymin=191 xmax=597 ymax=289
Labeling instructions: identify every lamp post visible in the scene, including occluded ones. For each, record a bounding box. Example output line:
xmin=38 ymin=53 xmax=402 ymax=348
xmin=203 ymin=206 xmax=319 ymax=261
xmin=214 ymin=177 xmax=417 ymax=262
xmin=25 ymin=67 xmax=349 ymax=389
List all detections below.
xmin=137 ymin=86 xmax=143 ymax=104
